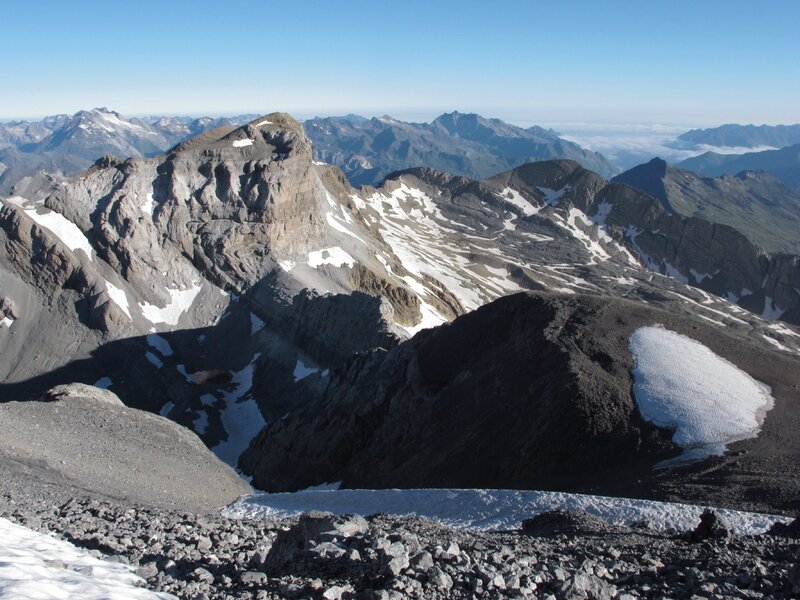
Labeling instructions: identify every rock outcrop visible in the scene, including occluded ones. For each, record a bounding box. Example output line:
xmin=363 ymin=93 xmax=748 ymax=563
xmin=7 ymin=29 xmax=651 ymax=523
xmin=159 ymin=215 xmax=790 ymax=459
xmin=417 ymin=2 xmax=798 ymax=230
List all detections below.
xmin=240 ymin=292 xmax=800 ymax=513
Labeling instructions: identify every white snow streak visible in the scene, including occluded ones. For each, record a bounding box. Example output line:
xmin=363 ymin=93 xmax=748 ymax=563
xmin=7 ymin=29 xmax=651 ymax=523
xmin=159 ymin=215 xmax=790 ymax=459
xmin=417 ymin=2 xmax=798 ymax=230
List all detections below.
xmin=232 ymin=138 xmax=254 ymax=148
xmin=224 ymin=488 xmax=786 ymax=535
xmin=6 ymin=196 xmax=94 ymax=261
xmin=104 ymin=281 xmax=131 ymax=319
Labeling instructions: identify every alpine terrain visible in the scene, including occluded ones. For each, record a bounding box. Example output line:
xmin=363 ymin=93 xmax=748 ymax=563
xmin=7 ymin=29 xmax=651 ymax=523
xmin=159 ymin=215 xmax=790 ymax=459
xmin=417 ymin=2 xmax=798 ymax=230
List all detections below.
xmin=1 ymin=112 xmax=799 ymax=599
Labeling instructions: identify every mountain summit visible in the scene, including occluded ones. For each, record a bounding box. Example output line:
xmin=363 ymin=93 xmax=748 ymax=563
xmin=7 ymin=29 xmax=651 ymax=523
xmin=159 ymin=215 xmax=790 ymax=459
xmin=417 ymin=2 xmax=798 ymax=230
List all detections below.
xmin=614 ymin=158 xmax=800 ymax=254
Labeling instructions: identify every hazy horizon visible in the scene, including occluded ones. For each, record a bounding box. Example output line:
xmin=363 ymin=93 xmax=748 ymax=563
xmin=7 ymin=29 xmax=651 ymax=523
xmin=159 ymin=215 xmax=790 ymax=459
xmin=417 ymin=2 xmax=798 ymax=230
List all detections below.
xmin=3 ymin=0 xmax=799 ymax=125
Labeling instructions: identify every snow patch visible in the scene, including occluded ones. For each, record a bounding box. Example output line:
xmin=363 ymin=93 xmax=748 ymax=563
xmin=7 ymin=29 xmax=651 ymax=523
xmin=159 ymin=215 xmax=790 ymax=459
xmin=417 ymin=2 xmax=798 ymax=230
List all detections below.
xmin=0 ymin=316 xmax=13 ymax=328
xmin=141 ymin=193 xmax=155 ymax=217
xmin=762 ymin=297 xmax=785 ymax=320
xmin=537 ymin=185 xmax=570 ymax=207
xmin=139 ymin=284 xmax=202 ymax=326
xmin=104 ymin=281 xmax=131 ymax=319
xmin=554 ymin=207 xmax=612 ymax=265
xmin=6 ymin=196 xmax=94 ymax=261
xmin=146 ymin=334 xmax=174 ymax=357
xmin=250 ymin=313 xmax=265 ymax=335
xmin=663 ymin=262 xmax=688 ymax=284
xmin=690 ymin=268 xmax=717 ymax=283
xmin=497 ymin=188 xmax=537 ymax=216
xmin=194 ymin=411 xmax=209 ymax=436
xmin=255 ymin=119 xmax=273 ymax=127
xmin=232 ymin=138 xmax=254 ymax=148
xmin=145 ymin=352 xmax=163 ymax=368
xmin=0 ymin=517 xmax=174 ymax=599
xmin=213 ymin=354 xmax=266 ymax=466
xmin=293 ymin=359 xmax=319 ymax=382
xmin=93 ymin=377 xmax=112 ymax=389
xmin=630 ymin=326 xmax=773 ymax=463
xmin=224 ymin=488 xmax=785 ymax=535
xmin=307 ymin=247 xmax=355 ymax=269
xmin=300 ymin=481 xmax=343 ymax=492
xmin=592 ymin=201 xmax=612 ymax=225
xmin=278 ymin=260 xmax=295 ymax=272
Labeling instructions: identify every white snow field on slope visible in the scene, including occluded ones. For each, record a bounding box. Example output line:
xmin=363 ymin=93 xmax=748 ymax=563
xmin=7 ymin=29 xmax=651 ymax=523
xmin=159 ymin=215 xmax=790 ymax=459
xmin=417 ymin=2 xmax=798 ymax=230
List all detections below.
xmin=0 ymin=517 xmax=174 ymax=600
xmin=5 ymin=196 xmax=95 ymax=261
xmin=138 ymin=284 xmax=202 ymax=326
xmin=629 ymin=326 xmax=774 ymax=463
xmin=224 ymin=488 xmax=787 ymax=534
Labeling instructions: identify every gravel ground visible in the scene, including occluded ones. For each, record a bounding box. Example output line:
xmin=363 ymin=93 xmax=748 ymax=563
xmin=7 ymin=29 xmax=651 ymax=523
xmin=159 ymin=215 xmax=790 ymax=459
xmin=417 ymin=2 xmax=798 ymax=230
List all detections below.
xmin=0 ymin=386 xmax=251 ymax=512
xmin=0 ymin=473 xmax=798 ymax=600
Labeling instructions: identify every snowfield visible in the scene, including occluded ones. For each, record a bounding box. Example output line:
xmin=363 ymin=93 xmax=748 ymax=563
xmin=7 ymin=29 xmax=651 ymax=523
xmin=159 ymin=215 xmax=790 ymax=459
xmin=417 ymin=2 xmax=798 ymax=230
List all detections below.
xmin=629 ymin=326 xmax=774 ymax=463
xmin=139 ymin=284 xmax=202 ymax=326
xmin=0 ymin=517 xmax=174 ymax=599
xmin=5 ymin=196 xmax=94 ymax=261
xmin=224 ymin=488 xmax=787 ymax=535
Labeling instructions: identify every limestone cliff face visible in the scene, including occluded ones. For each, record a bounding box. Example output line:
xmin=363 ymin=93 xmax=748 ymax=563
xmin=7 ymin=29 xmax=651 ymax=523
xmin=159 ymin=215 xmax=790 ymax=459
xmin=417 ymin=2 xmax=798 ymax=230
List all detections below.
xmin=43 ymin=114 xmax=327 ymax=296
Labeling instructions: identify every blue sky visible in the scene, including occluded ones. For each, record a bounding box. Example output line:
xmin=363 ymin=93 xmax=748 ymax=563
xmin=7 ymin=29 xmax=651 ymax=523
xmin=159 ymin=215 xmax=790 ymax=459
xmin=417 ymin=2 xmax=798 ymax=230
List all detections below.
xmin=2 ymin=0 xmax=799 ymax=125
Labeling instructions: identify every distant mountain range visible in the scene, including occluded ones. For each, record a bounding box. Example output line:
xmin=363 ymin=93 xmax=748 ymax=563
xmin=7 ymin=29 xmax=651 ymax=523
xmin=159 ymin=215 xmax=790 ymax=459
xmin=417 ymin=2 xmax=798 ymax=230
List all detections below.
xmin=678 ymin=123 xmax=800 ymax=149
xmin=0 ymin=108 xmax=257 ymax=195
xmin=676 ymin=144 xmax=800 ymax=190
xmin=615 ymin=158 xmax=800 ymax=254
xmin=303 ymin=111 xmax=618 ymax=186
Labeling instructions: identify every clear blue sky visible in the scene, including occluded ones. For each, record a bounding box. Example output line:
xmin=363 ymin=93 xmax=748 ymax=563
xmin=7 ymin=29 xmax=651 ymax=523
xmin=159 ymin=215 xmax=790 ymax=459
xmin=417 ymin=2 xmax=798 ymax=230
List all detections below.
xmin=2 ymin=0 xmax=798 ymax=125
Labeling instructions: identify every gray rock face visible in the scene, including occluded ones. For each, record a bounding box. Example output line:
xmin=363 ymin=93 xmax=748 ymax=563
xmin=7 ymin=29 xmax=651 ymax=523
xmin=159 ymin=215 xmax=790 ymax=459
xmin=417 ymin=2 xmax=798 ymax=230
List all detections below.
xmin=240 ymin=292 xmax=800 ymax=514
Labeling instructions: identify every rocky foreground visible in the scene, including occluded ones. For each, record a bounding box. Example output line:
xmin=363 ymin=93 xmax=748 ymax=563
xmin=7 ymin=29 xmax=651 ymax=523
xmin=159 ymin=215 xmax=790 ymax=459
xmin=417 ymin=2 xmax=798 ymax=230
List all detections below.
xmin=1 ymin=482 xmax=798 ymax=600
